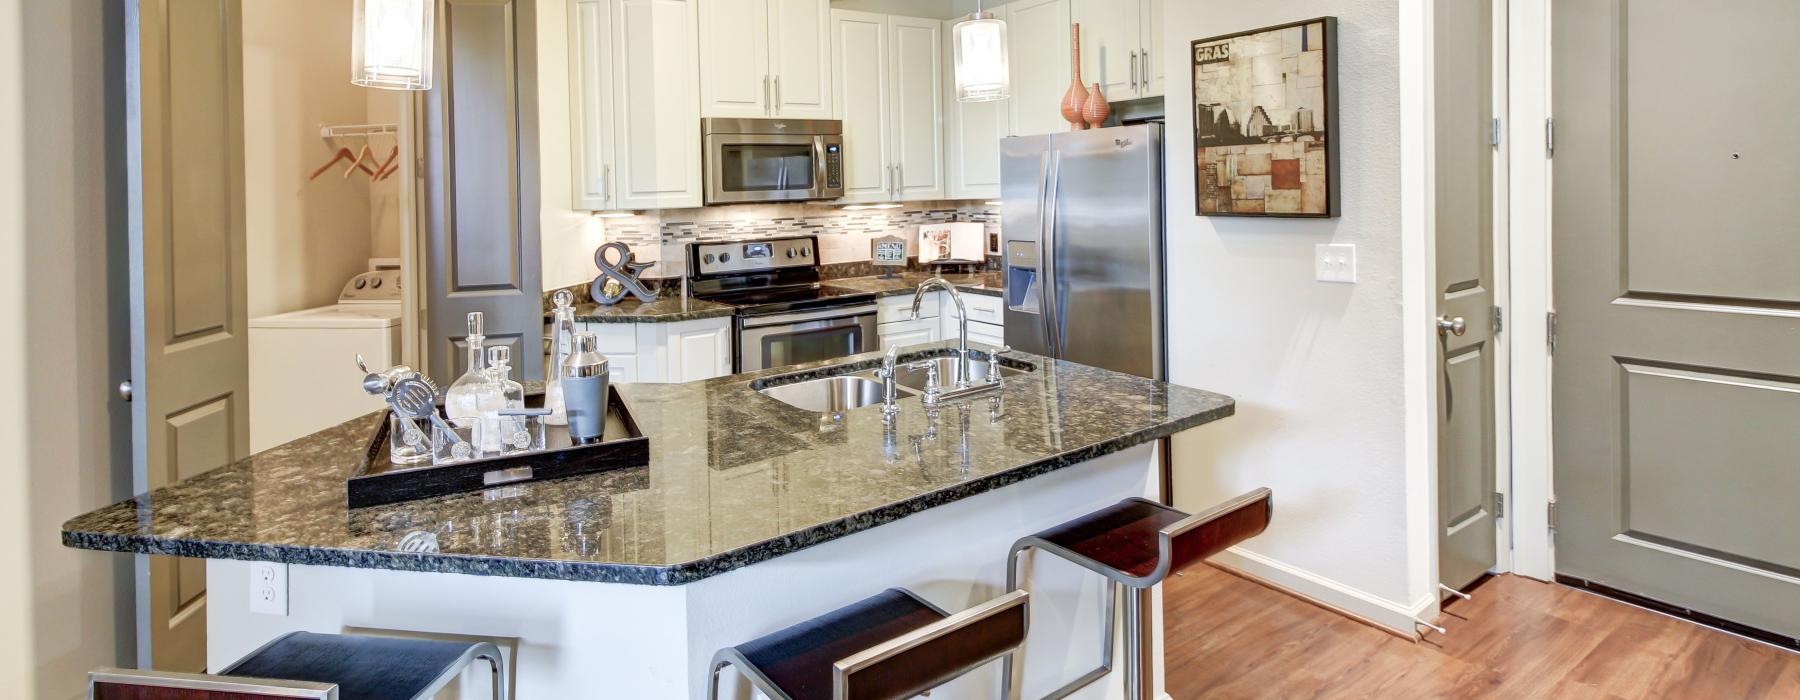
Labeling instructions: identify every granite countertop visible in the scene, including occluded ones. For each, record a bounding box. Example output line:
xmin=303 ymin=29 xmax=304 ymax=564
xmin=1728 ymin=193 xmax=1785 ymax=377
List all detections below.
xmin=571 ymin=295 xmax=736 ymax=324
xmin=63 ymin=344 xmax=1231 ymax=585
xmin=827 ymin=271 xmax=1004 ymax=299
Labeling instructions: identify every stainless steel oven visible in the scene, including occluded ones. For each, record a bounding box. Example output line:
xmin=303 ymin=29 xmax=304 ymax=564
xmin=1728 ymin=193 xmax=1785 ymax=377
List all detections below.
xmin=702 ymin=118 xmax=844 ymax=204
xmin=737 ymin=304 xmax=878 ymax=372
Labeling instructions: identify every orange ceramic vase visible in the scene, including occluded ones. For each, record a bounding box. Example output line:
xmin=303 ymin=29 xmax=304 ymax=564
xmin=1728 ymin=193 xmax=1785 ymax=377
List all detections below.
xmin=1060 ymin=24 xmax=1087 ymax=130
xmin=1082 ymin=83 xmax=1110 ymax=128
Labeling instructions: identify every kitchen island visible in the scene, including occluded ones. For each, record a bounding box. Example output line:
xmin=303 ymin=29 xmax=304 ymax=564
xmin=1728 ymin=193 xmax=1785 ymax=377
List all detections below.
xmin=64 ymin=344 xmax=1232 ymax=698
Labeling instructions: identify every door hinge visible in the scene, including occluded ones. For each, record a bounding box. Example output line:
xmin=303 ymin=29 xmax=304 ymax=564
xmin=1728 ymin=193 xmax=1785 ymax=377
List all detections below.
xmin=1492 ymin=305 xmax=1504 ymax=334
xmin=1545 ymin=117 xmax=1556 ymax=157
xmin=1546 ymin=310 xmax=1558 ymax=355
xmin=1490 ymin=117 xmax=1502 ymax=147
xmin=1547 ymin=496 xmax=1559 ymax=533
xmin=1494 ymin=492 xmax=1505 ymax=519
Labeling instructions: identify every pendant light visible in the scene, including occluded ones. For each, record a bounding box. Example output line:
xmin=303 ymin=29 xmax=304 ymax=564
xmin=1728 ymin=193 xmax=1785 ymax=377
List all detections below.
xmin=952 ymin=1 xmax=1009 ymax=102
xmin=351 ymin=0 xmax=434 ymax=90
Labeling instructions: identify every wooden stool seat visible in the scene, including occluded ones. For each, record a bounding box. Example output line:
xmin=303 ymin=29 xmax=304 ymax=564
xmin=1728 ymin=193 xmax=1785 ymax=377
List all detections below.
xmin=710 ymin=588 xmax=1029 ymax=700
xmin=1004 ymin=488 xmax=1273 ymax=700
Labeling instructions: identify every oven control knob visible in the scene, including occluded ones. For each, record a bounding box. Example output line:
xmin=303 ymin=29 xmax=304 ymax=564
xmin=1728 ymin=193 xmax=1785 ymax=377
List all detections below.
xmin=719 ymin=252 xmax=731 ymax=263
xmin=703 ymin=253 xmax=716 ymax=264
xmin=786 ymin=247 xmax=797 ymax=259
xmin=801 ymin=247 xmax=811 ymax=258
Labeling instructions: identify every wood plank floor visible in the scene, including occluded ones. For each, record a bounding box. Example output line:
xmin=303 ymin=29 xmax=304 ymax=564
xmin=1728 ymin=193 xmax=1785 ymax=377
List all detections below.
xmin=1163 ymin=565 xmax=1800 ymax=698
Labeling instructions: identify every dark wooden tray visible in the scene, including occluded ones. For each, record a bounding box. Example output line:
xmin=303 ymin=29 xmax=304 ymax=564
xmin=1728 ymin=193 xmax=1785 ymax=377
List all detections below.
xmin=348 ymin=387 xmax=648 ymax=509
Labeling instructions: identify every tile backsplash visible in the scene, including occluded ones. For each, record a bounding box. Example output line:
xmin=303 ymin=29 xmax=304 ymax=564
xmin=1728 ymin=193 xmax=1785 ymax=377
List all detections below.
xmin=599 ymin=200 xmax=1000 ymax=278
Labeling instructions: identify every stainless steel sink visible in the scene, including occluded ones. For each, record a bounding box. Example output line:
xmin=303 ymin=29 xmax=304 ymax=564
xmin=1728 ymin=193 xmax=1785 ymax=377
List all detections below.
xmin=891 ymin=357 xmax=1030 ymax=392
xmin=757 ymin=376 xmax=914 ymax=413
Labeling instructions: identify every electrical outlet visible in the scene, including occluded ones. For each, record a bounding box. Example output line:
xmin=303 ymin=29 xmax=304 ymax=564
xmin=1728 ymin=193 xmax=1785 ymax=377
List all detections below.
xmin=249 ymin=562 xmax=288 ymax=616
xmin=1315 ymin=243 xmax=1356 ymax=283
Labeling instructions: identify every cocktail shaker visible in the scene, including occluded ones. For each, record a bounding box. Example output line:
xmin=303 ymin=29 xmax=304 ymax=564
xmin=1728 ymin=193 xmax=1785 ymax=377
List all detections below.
xmin=562 ymin=333 xmax=610 ymax=444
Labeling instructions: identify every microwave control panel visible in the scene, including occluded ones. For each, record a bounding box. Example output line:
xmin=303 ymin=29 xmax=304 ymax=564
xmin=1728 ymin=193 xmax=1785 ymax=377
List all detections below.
xmin=824 ymin=144 xmax=843 ymax=189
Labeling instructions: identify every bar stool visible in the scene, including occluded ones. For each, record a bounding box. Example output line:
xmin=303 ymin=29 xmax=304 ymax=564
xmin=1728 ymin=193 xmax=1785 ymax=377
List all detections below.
xmin=1002 ymin=488 xmax=1272 ymax=700
xmin=88 ymin=631 xmax=508 ymax=700
xmin=708 ymin=587 xmax=1029 ymax=699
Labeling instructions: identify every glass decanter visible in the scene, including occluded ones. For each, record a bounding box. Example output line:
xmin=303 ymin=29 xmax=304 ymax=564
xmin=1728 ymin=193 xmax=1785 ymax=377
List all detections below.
xmin=544 ymin=290 xmax=577 ymax=425
xmin=444 ymin=311 xmax=488 ymax=420
xmin=478 ymin=345 xmax=528 ymax=453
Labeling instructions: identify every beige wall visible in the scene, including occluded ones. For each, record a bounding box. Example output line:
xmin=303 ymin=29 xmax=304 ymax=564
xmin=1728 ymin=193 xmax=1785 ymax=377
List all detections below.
xmin=2 ymin=1 xmax=135 ymax=698
xmin=241 ymin=0 xmax=378 ymax=317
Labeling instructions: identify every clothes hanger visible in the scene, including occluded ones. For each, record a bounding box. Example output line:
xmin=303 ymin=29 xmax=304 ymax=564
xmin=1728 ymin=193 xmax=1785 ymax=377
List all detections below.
xmin=372 ymin=145 xmax=401 ymax=181
xmin=344 ymin=142 xmax=377 ymax=179
xmin=309 ymin=147 xmax=358 ymax=180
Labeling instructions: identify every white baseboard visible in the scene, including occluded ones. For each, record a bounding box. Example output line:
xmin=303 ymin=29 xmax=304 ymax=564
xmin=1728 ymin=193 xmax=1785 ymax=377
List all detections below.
xmin=1206 ymin=547 xmax=1432 ymax=639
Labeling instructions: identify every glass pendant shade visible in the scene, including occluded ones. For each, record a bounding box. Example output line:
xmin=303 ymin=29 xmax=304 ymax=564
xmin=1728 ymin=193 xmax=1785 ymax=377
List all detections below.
xmin=352 ymin=0 xmax=434 ymax=90
xmin=952 ymin=12 xmax=1009 ymax=102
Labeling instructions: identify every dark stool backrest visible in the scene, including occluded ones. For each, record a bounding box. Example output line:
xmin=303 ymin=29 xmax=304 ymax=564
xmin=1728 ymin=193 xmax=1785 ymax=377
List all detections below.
xmin=1165 ymin=487 xmax=1273 ymax=575
xmin=89 ymin=669 xmax=336 ymax=700
xmin=832 ymin=589 xmax=1029 ymax=700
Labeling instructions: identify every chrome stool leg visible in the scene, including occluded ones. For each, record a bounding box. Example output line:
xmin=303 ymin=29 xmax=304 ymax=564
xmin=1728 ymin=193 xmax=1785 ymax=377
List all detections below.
xmin=1002 ymin=543 xmax=1117 ymax=700
xmin=1122 ymin=585 xmax=1155 ymax=700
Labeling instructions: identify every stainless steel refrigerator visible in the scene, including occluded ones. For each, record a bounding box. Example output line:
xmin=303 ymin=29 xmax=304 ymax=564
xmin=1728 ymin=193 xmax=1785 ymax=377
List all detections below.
xmin=1001 ymin=123 xmax=1165 ymax=380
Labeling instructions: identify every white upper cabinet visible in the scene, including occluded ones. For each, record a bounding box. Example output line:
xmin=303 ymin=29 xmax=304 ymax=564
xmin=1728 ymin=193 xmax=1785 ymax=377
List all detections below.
xmin=570 ymin=0 xmax=703 ymax=210
xmin=831 ymin=10 xmax=943 ymax=203
xmin=831 ymin=10 xmax=892 ymax=201
xmin=942 ymin=6 xmax=1009 ymax=200
xmin=1071 ymin=0 xmax=1159 ymax=101
xmin=1005 ymin=0 xmax=1072 ymax=137
xmin=768 ymin=0 xmax=834 ymax=118
xmin=1140 ymin=0 xmax=1163 ymax=96
xmin=1070 ymin=0 xmax=1138 ymax=101
xmin=698 ymin=0 xmax=833 ymax=118
xmin=696 ymin=0 xmax=770 ymax=118
xmin=889 ymin=16 xmax=944 ymax=200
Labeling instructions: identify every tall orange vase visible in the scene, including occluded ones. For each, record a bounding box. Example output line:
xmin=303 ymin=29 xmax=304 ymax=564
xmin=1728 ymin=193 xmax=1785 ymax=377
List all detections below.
xmin=1060 ymin=24 xmax=1087 ymax=130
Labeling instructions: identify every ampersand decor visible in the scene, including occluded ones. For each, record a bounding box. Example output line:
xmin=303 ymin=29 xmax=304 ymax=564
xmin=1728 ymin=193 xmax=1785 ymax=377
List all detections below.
xmin=589 ymin=241 xmax=658 ymax=305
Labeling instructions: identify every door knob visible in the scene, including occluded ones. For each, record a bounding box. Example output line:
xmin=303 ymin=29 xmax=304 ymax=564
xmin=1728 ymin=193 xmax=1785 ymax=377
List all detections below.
xmin=1436 ymin=315 xmax=1467 ymax=337
xmin=117 ymin=381 xmax=133 ymax=402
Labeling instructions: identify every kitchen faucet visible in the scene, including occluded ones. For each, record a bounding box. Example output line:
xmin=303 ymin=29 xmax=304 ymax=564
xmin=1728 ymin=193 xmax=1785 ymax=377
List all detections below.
xmin=911 ymin=277 xmax=971 ymax=388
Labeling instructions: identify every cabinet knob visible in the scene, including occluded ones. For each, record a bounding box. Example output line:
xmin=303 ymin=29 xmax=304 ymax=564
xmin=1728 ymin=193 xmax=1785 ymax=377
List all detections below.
xmin=118 ymin=381 xmax=133 ymax=402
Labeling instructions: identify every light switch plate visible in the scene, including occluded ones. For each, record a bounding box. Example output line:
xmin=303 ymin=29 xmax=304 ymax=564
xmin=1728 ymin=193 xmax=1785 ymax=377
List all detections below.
xmin=1315 ymin=243 xmax=1356 ymax=283
xmin=249 ymin=561 xmax=288 ymax=616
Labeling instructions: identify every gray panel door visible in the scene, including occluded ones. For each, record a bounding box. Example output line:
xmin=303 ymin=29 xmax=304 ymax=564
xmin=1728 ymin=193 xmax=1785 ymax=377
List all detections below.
xmin=1435 ymin=0 xmax=1498 ymax=592
xmin=422 ymin=0 xmax=544 ymax=384
xmin=126 ymin=0 xmax=248 ymax=671
xmin=1553 ymin=0 xmax=1800 ymax=636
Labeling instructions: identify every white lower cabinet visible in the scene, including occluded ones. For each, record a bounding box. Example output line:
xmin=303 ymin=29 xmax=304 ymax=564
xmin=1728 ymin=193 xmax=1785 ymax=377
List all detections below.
xmin=878 ymin=317 xmax=941 ymax=350
xmin=572 ymin=317 xmax=732 ymax=383
xmin=964 ymin=320 xmax=1005 ymax=348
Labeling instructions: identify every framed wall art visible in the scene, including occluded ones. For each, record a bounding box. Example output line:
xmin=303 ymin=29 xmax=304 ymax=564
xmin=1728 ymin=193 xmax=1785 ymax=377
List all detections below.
xmin=1191 ymin=17 xmax=1340 ymax=217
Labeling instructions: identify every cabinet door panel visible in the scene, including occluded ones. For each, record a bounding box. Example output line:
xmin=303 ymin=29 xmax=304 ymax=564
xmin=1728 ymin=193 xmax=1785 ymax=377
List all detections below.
xmin=1071 ymin=0 xmax=1138 ymax=99
xmin=612 ymin=0 xmax=703 ymax=209
xmin=889 ymin=16 xmax=943 ymax=200
xmin=879 ymin=318 xmax=941 ymax=350
xmin=570 ymin=0 xmax=614 ymax=209
xmin=831 ymin=9 xmax=892 ymax=202
xmin=1139 ymin=0 xmax=1162 ymax=96
xmin=770 ymin=0 xmax=833 ymax=118
xmin=1006 ymin=0 xmax=1071 ymax=136
xmin=697 ymin=0 xmax=770 ymax=118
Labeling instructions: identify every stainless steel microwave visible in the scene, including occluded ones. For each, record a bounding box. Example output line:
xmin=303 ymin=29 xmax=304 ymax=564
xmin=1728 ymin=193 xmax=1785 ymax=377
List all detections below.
xmin=702 ymin=118 xmax=844 ymax=204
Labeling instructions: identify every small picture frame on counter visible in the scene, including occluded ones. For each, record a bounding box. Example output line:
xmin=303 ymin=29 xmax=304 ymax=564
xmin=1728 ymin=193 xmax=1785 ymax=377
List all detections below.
xmin=871 ymin=234 xmax=907 ymax=279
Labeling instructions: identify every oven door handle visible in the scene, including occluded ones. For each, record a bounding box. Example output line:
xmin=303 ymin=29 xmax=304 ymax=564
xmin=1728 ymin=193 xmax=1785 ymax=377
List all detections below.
xmin=738 ymin=304 xmax=879 ymax=329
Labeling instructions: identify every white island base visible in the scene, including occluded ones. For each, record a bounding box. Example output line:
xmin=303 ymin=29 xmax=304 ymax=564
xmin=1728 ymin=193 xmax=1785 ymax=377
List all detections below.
xmin=207 ymin=444 xmax=1171 ymax=699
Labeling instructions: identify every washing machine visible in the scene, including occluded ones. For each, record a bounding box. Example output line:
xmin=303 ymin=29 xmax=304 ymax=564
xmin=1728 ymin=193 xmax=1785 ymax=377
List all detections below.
xmin=249 ymin=270 xmax=403 ymax=453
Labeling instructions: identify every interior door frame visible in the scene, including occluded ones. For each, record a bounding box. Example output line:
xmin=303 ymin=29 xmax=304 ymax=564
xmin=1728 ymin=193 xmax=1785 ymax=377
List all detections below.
xmin=1503 ymin=0 xmax=1555 ymax=582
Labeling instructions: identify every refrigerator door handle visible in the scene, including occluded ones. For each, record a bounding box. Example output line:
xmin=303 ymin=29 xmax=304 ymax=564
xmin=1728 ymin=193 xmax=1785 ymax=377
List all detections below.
xmin=1041 ymin=150 xmax=1063 ymax=358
